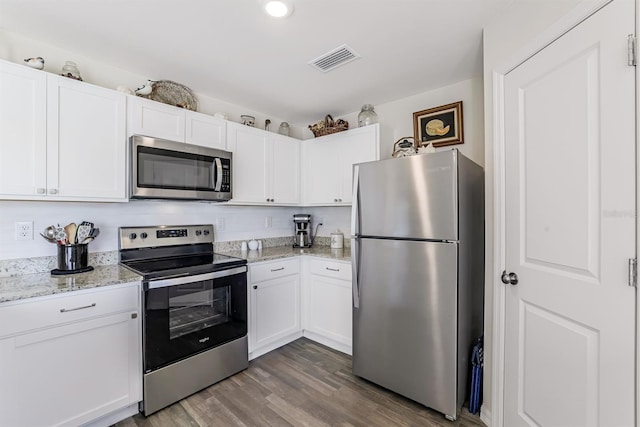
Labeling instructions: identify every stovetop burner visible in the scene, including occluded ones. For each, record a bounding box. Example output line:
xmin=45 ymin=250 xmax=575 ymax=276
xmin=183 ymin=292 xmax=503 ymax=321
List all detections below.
xmin=118 ymin=224 xmax=246 ymax=280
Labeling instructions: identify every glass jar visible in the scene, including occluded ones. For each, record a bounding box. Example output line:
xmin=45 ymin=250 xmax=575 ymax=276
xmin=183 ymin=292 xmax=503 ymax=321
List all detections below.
xmin=61 ymin=61 xmax=82 ymax=81
xmin=358 ymin=104 xmax=378 ymax=127
xmin=278 ymin=122 xmax=290 ymax=136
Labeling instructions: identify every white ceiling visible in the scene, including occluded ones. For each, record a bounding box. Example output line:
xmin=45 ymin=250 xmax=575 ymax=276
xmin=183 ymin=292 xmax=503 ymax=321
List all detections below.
xmin=0 ymin=0 xmax=512 ymax=125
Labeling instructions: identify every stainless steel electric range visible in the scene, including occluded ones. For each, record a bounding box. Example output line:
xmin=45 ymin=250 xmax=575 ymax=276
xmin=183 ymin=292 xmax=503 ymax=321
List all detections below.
xmin=119 ymin=225 xmax=248 ymax=416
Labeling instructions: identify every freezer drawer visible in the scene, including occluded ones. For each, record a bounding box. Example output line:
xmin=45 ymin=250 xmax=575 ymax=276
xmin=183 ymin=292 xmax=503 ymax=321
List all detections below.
xmin=352 ymin=237 xmax=458 ymax=417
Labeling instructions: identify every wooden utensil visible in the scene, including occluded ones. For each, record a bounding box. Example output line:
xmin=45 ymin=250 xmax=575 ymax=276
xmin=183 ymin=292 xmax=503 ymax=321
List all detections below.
xmin=64 ymin=223 xmax=77 ymax=244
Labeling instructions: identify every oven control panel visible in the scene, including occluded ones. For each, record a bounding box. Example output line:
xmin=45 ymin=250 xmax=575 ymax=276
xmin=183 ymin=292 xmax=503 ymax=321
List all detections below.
xmin=119 ymin=225 xmax=214 ymax=250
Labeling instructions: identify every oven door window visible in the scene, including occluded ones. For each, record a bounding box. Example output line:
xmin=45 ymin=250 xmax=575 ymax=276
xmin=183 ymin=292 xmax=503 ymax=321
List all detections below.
xmin=137 ymin=146 xmax=216 ymax=191
xmin=144 ymin=271 xmax=247 ymax=372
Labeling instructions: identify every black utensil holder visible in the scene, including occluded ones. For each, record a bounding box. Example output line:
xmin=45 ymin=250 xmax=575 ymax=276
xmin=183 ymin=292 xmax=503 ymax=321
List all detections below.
xmin=57 ymin=243 xmax=89 ymax=271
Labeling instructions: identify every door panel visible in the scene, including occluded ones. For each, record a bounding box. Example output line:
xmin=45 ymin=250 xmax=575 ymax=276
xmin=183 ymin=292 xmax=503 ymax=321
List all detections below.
xmin=503 ymin=1 xmax=635 ymax=425
xmin=353 ymin=238 xmax=458 ymax=417
xmin=355 ymin=151 xmax=457 ymax=240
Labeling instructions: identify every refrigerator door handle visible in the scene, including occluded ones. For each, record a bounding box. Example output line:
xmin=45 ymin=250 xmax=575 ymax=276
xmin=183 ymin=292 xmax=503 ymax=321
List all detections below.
xmin=352 ymin=237 xmax=360 ymax=308
xmin=351 ymin=165 xmax=360 ymax=236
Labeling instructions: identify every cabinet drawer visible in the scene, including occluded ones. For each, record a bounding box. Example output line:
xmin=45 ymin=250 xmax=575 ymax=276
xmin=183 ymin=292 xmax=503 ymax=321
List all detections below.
xmin=250 ymin=258 xmax=299 ymax=283
xmin=309 ymin=258 xmax=351 ymax=281
xmin=0 ymin=283 xmax=140 ymax=338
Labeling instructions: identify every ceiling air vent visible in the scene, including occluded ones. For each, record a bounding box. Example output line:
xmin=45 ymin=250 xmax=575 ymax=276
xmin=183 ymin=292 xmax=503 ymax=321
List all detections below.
xmin=308 ymin=44 xmax=360 ymax=73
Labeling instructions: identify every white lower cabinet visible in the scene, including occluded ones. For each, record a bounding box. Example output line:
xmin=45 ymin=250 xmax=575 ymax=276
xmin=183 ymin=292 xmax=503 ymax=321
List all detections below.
xmin=0 ymin=282 xmax=142 ymax=427
xmin=248 ymin=258 xmax=301 ymax=359
xmin=302 ymin=258 xmax=353 ymax=355
xmin=248 ymin=256 xmax=352 ymax=359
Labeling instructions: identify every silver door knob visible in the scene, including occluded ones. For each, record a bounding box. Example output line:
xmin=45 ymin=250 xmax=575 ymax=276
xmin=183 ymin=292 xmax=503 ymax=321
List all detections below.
xmin=501 ymin=270 xmax=519 ymax=285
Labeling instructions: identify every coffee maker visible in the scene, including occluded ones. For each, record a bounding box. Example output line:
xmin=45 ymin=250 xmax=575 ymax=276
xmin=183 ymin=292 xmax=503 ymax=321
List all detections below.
xmin=293 ymin=214 xmax=312 ymax=248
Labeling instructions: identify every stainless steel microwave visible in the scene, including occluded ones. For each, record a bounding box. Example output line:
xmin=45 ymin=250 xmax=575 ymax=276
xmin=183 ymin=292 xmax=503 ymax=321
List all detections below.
xmin=130 ymin=135 xmax=232 ymax=201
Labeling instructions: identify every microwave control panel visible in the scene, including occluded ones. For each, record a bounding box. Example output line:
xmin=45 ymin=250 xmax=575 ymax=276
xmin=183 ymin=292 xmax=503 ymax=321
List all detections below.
xmin=219 ymin=159 xmax=231 ymax=192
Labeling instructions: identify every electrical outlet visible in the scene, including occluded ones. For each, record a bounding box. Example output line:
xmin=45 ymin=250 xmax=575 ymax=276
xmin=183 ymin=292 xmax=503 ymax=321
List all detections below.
xmin=15 ymin=221 xmax=33 ymax=241
xmin=215 ymin=217 xmax=225 ymax=231
xmin=265 ymin=216 xmax=272 ymax=228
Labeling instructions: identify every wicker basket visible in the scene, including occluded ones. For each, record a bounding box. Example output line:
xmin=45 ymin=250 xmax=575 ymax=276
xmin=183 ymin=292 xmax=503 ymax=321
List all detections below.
xmin=308 ymin=115 xmax=349 ymax=137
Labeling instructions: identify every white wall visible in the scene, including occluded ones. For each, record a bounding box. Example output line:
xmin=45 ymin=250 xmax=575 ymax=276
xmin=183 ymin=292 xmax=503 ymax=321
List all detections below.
xmin=482 ymin=0 xmax=608 ymax=422
xmin=0 ymin=200 xmax=298 ymax=260
xmin=0 ymin=30 xmax=306 ymax=139
xmin=306 ymin=77 xmax=485 ymax=167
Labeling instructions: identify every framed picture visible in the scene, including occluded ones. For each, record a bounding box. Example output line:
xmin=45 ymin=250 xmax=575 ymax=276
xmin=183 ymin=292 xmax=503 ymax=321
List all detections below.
xmin=413 ymin=101 xmax=463 ymax=147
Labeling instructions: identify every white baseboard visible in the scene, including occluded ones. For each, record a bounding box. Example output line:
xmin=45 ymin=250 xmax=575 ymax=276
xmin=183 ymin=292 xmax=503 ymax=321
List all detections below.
xmin=249 ymin=331 xmax=303 ymax=360
xmin=480 ymin=404 xmax=491 ymax=427
xmin=82 ymin=403 xmax=140 ymax=427
xmin=302 ymin=330 xmax=352 ymax=355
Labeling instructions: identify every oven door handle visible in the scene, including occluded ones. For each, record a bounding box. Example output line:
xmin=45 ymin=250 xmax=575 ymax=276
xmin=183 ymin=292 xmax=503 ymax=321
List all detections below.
xmin=146 ymin=266 xmax=247 ymax=289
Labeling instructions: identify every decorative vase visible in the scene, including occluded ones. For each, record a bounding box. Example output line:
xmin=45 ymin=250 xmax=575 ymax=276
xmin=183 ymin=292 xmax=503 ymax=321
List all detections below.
xmin=358 ymin=104 xmax=378 ymax=127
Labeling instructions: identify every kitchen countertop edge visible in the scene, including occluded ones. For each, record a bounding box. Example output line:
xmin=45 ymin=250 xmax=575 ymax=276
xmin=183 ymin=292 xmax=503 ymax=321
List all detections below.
xmin=220 ymin=246 xmax=351 ymax=263
xmin=0 ymin=265 xmax=142 ymax=304
xmin=0 ymin=246 xmax=349 ymax=304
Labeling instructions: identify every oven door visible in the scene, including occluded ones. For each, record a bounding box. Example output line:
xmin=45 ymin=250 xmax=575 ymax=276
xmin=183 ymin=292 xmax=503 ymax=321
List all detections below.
xmin=143 ymin=266 xmax=247 ymax=373
xmin=130 ymin=134 xmax=232 ymax=201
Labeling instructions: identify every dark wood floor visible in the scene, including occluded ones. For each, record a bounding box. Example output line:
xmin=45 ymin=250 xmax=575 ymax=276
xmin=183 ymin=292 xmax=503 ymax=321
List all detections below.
xmin=115 ymin=338 xmax=485 ymax=427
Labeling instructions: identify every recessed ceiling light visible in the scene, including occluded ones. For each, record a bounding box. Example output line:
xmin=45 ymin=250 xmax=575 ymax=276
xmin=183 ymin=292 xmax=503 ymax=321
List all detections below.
xmin=263 ymin=0 xmax=294 ymax=18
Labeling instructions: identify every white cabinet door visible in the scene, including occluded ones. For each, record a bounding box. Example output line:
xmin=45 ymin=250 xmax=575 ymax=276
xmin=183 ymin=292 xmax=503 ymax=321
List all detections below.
xmin=0 ymin=61 xmax=47 ymax=197
xmin=227 ymin=123 xmax=268 ymax=203
xmin=303 ymin=124 xmax=379 ymax=205
xmin=251 ymin=274 xmax=300 ymax=351
xmin=128 ymin=96 xmax=185 ymax=141
xmin=269 ymin=134 xmax=300 ymax=204
xmin=186 ymin=111 xmax=227 ymax=150
xmin=303 ymin=138 xmax=340 ymax=204
xmin=338 ymin=125 xmax=379 ymax=204
xmin=0 ymin=284 xmax=141 ymax=427
xmin=47 ymin=75 xmax=127 ymax=200
xmin=306 ymin=274 xmax=352 ymax=347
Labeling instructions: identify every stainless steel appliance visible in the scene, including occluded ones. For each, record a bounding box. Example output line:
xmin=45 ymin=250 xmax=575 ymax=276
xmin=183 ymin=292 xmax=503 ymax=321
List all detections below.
xmin=119 ymin=225 xmax=248 ymax=416
xmin=293 ymin=214 xmax=312 ymax=248
xmin=351 ymin=149 xmax=484 ymax=421
xmin=130 ymin=135 xmax=232 ymax=201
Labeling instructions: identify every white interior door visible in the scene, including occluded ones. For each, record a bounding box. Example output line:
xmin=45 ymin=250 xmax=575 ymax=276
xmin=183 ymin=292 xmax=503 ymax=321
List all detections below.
xmin=502 ymin=1 xmax=635 ymax=426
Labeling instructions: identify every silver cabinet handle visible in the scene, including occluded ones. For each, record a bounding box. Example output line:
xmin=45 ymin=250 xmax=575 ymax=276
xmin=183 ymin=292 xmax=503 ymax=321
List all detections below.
xmin=49 ymin=188 xmax=58 ymax=195
xmin=60 ymin=302 xmax=96 ymax=313
xmin=326 ymin=267 xmax=340 ymax=272
xmin=36 ymin=188 xmax=45 ymax=194
xmin=270 ymin=267 xmax=285 ymax=272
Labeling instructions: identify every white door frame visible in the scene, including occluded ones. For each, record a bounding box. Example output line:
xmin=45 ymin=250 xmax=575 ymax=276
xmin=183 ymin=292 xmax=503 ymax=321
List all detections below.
xmin=488 ymin=1 xmax=638 ymax=426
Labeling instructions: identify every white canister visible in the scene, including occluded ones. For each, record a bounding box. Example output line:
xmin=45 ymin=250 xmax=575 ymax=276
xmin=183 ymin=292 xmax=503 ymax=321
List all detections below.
xmin=330 ymin=230 xmax=344 ymax=249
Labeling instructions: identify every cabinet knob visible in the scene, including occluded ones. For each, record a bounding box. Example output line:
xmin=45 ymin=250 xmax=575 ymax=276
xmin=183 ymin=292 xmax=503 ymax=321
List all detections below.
xmin=338 ymin=198 xmax=342 ymax=202
xmin=49 ymin=188 xmax=58 ymax=195
xmin=334 ymin=198 xmax=338 ymax=202
xmin=266 ymin=198 xmax=269 ymax=202
xmin=36 ymin=188 xmax=45 ymax=194
xmin=253 ymin=285 xmax=258 ymax=289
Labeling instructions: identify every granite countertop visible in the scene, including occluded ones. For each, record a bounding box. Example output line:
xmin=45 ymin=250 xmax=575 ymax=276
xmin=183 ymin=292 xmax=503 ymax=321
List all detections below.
xmin=0 ymin=245 xmax=349 ymax=304
xmin=221 ymin=245 xmax=351 ymax=263
xmin=0 ymin=265 xmax=142 ymax=304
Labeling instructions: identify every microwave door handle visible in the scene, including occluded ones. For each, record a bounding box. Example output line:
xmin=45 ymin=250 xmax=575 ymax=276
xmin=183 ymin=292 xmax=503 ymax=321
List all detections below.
xmin=214 ymin=158 xmax=223 ymax=192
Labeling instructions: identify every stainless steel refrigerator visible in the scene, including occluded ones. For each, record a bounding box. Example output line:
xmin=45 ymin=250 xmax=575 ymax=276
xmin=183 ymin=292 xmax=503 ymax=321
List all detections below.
xmin=351 ymin=149 xmax=484 ymax=421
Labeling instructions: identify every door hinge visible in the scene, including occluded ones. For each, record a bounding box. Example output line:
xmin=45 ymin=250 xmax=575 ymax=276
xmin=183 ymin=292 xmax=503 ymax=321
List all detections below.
xmin=629 ymin=258 xmax=637 ymax=287
xmin=628 ymin=34 xmax=636 ymax=66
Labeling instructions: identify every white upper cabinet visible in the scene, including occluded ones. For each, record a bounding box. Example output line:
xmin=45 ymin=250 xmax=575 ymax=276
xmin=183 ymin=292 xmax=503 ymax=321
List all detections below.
xmin=302 ymin=124 xmax=380 ymax=205
xmin=226 ymin=122 xmax=300 ymax=205
xmin=128 ymin=96 xmax=226 ymax=150
xmin=0 ymin=61 xmax=46 ymax=197
xmin=47 ymin=75 xmax=127 ymax=200
xmin=0 ymin=60 xmax=127 ymax=201
xmin=185 ymin=110 xmax=227 ymax=150
xmin=128 ymin=96 xmax=185 ymax=142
